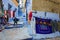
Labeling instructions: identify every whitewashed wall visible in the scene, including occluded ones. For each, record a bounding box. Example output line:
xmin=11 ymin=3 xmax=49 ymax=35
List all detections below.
xmin=32 ymin=11 xmax=59 ymax=21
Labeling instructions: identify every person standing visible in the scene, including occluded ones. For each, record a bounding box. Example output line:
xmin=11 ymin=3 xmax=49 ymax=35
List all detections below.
xmin=13 ymin=17 xmax=19 ymax=25
xmin=28 ymin=11 xmax=32 ymax=24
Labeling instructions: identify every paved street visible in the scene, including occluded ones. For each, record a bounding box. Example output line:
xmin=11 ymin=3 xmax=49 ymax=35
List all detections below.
xmin=0 ymin=24 xmax=32 ymax=40
xmin=0 ymin=23 xmax=60 ymax=40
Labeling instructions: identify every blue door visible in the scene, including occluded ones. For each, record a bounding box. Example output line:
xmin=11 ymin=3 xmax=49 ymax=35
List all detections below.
xmin=35 ymin=17 xmax=52 ymax=34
